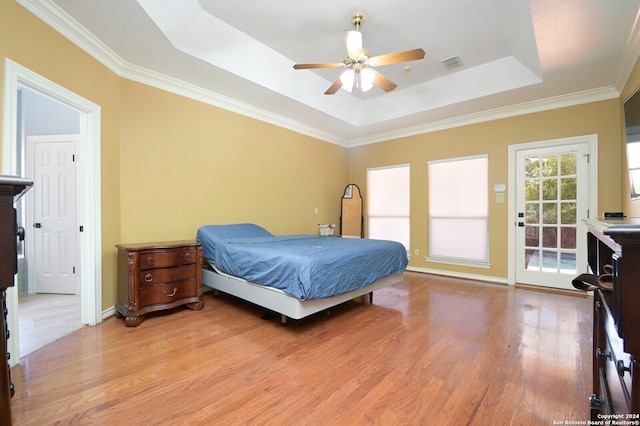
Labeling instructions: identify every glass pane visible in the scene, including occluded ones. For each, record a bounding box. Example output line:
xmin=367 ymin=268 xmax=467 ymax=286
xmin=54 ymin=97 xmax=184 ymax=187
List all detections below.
xmin=525 ymin=179 xmax=540 ymax=201
xmin=542 ymin=203 xmax=557 ymax=224
xmin=525 ymin=203 xmax=539 ymax=223
xmin=561 ymin=177 xmax=576 ymax=200
xmin=525 ymin=226 xmax=539 ymax=247
xmin=560 ymin=252 xmax=576 ymax=273
xmin=631 ymin=169 xmax=640 ymax=196
xmin=526 ymin=249 xmax=539 ymax=270
xmin=542 ymin=227 xmax=557 ymax=248
xmin=560 ymin=202 xmax=576 ymax=224
xmin=542 ymin=250 xmax=558 ymax=269
xmin=561 ymin=227 xmax=576 ymax=249
xmin=542 ymin=155 xmax=558 ymax=177
xmin=525 ymin=157 xmax=540 ymax=178
xmin=560 ymin=153 xmax=577 ymax=175
xmin=628 ymin=142 xmax=640 ymax=168
xmin=542 ymin=179 xmax=557 ymax=200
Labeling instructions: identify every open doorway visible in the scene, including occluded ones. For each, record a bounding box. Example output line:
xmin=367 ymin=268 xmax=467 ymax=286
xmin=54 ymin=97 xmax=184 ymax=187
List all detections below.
xmin=2 ymin=59 xmax=103 ymax=364
xmin=17 ymin=88 xmax=82 ymax=355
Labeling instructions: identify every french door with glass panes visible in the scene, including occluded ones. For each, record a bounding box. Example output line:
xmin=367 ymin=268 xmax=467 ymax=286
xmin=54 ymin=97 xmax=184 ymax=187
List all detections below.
xmin=515 ymin=142 xmax=590 ymax=290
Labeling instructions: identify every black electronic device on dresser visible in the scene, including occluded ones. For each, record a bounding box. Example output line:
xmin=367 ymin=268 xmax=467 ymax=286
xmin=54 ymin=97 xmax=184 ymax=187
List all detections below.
xmin=581 ymin=218 xmax=640 ymax=419
xmin=0 ymin=176 xmax=32 ymax=426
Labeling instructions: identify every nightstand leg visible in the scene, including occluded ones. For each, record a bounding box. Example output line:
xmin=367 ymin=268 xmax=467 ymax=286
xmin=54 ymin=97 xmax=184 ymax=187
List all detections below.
xmin=124 ymin=315 xmax=143 ymax=327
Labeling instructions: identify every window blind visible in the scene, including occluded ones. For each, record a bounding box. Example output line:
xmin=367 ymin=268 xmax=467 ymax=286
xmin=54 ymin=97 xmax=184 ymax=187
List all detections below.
xmin=367 ymin=165 xmax=410 ymax=250
xmin=428 ymin=155 xmax=488 ymax=264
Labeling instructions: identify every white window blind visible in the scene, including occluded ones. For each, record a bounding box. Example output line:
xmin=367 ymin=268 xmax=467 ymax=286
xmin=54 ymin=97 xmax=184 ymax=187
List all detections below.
xmin=367 ymin=165 xmax=410 ymax=250
xmin=428 ymin=155 xmax=488 ymax=265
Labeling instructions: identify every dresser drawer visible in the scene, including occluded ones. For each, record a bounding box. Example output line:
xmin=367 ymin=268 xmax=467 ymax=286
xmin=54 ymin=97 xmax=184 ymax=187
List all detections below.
xmin=139 ymin=280 xmax=197 ymax=307
xmin=139 ymin=247 xmax=197 ymax=270
xmin=138 ymin=264 xmax=196 ymax=287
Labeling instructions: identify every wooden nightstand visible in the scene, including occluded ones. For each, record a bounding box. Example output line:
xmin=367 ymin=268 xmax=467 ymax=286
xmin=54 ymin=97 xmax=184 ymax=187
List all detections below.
xmin=115 ymin=241 xmax=204 ymax=326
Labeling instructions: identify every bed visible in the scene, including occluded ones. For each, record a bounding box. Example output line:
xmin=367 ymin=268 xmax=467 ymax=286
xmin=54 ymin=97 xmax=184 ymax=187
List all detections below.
xmin=196 ymin=223 xmax=408 ymax=324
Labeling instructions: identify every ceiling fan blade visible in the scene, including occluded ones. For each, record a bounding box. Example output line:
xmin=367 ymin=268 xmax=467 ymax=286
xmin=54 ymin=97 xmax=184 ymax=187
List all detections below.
xmin=293 ymin=62 xmax=344 ymax=69
xmin=324 ymin=77 xmax=343 ymax=95
xmin=368 ymin=48 xmax=425 ymax=67
xmin=344 ymin=30 xmax=363 ymax=58
xmin=371 ymin=69 xmax=397 ymax=92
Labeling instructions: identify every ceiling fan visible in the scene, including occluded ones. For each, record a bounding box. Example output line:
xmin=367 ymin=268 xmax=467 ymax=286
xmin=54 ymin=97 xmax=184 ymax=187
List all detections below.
xmin=293 ymin=14 xmax=425 ymax=95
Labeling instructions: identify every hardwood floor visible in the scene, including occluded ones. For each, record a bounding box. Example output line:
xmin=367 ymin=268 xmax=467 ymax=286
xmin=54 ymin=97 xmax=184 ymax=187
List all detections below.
xmin=9 ymin=272 xmax=593 ymax=425
xmin=18 ymin=294 xmax=82 ymax=356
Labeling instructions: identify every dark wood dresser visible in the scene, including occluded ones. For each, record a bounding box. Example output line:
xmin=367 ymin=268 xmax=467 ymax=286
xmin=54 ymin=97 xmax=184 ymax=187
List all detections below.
xmin=586 ymin=218 xmax=640 ymax=418
xmin=115 ymin=241 xmax=204 ymax=326
xmin=0 ymin=176 xmax=32 ymax=426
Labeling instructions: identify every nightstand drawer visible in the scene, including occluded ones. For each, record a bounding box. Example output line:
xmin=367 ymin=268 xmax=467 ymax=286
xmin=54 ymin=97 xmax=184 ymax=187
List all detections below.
xmin=138 ymin=264 xmax=196 ymax=287
xmin=139 ymin=280 xmax=197 ymax=307
xmin=139 ymin=248 xmax=197 ymax=270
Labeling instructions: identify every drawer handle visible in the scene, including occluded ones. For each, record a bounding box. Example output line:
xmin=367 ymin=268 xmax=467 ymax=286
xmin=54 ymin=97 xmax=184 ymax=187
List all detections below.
xmin=183 ymin=252 xmax=190 ymax=261
xmin=145 ymin=256 xmax=154 ymax=266
xmin=144 ymin=273 xmax=153 ymax=283
xmin=617 ymin=360 xmax=631 ymax=377
xmin=162 ymin=288 xmax=178 ymax=297
xmin=589 ymin=394 xmax=602 ymax=411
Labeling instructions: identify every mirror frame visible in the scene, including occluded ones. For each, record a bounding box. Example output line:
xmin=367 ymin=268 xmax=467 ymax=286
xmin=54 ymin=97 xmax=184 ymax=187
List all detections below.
xmin=340 ymin=183 xmax=364 ymax=238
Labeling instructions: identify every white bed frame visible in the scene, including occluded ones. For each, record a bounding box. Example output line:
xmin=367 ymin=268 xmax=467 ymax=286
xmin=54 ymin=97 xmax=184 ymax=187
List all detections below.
xmin=201 ymin=264 xmax=404 ymax=324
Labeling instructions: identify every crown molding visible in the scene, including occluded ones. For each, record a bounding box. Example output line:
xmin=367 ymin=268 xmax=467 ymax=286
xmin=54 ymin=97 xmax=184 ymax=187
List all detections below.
xmin=120 ymin=63 xmax=348 ymax=147
xmin=348 ymin=86 xmax=620 ymax=147
xmin=15 ymin=0 xmax=629 ymax=149
xmin=17 ymin=0 xmax=125 ymax=75
xmin=17 ymin=0 xmax=349 ymax=147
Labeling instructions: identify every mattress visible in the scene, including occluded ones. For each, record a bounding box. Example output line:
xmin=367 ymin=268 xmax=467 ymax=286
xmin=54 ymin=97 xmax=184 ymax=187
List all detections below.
xmin=196 ymin=224 xmax=408 ymax=300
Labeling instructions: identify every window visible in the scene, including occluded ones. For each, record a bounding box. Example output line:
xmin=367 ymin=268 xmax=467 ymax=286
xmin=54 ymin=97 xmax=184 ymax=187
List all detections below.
xmin=367 ymin=165 xmax=410 ymax=250
xmin=427 ymin=155 xmax=489 ymax=266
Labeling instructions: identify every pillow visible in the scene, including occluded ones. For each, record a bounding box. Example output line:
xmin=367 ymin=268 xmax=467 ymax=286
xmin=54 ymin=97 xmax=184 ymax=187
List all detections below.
xmin=196 ymin=223 xmax=274 ymax=263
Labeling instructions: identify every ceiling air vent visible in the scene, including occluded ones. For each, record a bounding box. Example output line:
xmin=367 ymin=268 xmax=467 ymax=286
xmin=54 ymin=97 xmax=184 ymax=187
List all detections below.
xmin=441 ymin=55 xmax=463 ymax=70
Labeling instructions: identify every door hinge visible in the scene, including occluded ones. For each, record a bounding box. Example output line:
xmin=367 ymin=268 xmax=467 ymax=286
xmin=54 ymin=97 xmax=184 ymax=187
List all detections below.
xmin=79 ymin=225 xmax=84 ymax=232
xmin=73 ymin=266 xmax=76 ymax=274
xmin=72 ymin=154 xmax=76 ymax=162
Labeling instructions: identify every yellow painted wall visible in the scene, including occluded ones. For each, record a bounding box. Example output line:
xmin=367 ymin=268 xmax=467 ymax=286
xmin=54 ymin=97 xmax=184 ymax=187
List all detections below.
xmin=119 ymin=79 xmax=347 ymax=242
xmin=0 ymin=0 xmax=122 ymax=309
xmin=347 ymin=99 xmax=622 ymax=280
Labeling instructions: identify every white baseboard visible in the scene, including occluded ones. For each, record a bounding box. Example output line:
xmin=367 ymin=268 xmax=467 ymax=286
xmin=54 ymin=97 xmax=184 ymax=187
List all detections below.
xmin=406 ymin=266 xmax=509 ymax=285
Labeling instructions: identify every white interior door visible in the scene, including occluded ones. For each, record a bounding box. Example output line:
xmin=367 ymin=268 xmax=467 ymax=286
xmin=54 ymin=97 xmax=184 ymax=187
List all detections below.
xmin=515 ymin=141 xmax=591 ymax=290
xmin=27 ymin=134 xmax=79 ymax=294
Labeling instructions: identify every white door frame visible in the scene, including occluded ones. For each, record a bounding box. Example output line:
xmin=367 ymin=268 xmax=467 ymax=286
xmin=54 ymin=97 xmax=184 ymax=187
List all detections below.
xmin=507 ymin=134 xmax=598 ymax=285
xmin=2 ymin=59 xmax=102 ymax=365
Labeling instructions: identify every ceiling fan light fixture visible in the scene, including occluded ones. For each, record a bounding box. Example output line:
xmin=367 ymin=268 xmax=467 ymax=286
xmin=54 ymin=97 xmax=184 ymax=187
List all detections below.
xmin=340 ymin=69 xmax=355 ymax=92
xmin=360 ymin=68 xmax=375 ymax=92
xmin=293 ymin=13 xmax=425 ymax=95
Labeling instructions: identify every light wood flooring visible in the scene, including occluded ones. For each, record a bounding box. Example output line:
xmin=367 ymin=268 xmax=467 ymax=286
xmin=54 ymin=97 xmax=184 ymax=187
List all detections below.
xmin=18 ymin=293 xmax=82 ymax=356
xmin=9 ymin=272 xmax=593 ymax=425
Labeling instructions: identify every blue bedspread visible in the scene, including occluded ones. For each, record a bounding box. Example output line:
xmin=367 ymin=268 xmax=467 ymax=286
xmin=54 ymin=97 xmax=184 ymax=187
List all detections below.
xmin=197 ymin=224 xmax=408 ymax=300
